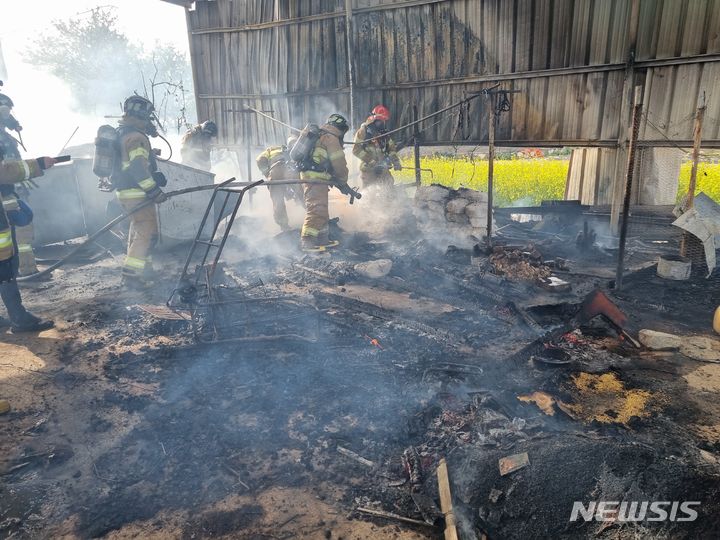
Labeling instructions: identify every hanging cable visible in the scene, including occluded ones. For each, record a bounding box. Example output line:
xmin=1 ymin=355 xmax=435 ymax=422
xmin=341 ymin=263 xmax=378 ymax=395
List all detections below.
xmin=155 ymin=132 xmax=174 ymax=162
xmin=243 ymin=83 xmax=502 ymax=147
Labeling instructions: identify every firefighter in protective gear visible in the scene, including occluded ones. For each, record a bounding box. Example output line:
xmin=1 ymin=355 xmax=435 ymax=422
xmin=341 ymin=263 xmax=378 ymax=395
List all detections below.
xmin=180 ymin=120 xmax=217 ymax=170
xmin=0 ymin=95 xmax=40 ymax=277
xmin=114 ymin=95 xmax=167 ymax=287
xmin=0 ymin=155 xmax=56 ymax=332
xmin=256 ymin=142 xmax=302 ymax=232
xmin=299 ymin=114 xmax=349 ymax=250
xmin=353 ymin=105 xmax=401 ymax=188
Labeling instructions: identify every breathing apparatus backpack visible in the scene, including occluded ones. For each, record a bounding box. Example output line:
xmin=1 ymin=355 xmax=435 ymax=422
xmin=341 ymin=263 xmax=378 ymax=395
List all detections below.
xmin=93 ymin=125 xmax=119 ymax=190
xmin=289 ymin=124 xmax=321 ymax=171
xmin=93 ymin=125 xmax=160 ymax=191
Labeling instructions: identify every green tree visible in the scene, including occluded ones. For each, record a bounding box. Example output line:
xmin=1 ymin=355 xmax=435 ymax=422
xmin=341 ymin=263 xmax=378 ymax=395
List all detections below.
xmin=25 ymin=7 xmax=195 ymax=133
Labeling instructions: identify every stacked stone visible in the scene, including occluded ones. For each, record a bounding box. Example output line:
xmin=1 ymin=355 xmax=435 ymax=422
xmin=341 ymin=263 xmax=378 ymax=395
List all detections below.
xmin=414 ymin=185 xmax=495 ymax=247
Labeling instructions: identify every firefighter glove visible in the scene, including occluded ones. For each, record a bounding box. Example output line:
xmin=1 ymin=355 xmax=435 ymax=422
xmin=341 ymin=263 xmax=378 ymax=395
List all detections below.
xmin=147 ymin=186 xmax=167 ymax=203
xmin=151 ymin=171 xmax=168 ymax=187
xmin=36 ymin=157 xmax=56 ymax=170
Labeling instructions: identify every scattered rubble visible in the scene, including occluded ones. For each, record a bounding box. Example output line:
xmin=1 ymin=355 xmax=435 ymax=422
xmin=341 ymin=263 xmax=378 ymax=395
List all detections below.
xmin=354 ymin=258 xmax=393 ymax=278
xmin=639 ymin=329 xmax=683 ymax=350
xmin=414 ymin=185 xmax=495 ymax=247
xmin=498 ymin=452 xmax=530 ymax=476
xmin=489 ymin=245 xmax=552 ymax=282
xmin=640 ymin=329 xmax=720 ymax=362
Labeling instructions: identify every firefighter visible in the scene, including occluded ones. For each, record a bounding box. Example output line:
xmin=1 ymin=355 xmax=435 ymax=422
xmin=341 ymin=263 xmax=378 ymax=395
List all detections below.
xmin=114 ymin=95 xmax=167 ymax=288
xmin=299 ymin=114 xmax=349 ymax=250
xmin=180 ymin=120 xmax=217 ymax=170
xmin=352 ymin=105 xmax=401 ymax=188
xmin=0 ymin=153 xmax=56 ymax=332
xmin=256 ymin=140 xmax=297 ymax=232
xmin=0 ymin=93 xmax=40 ymax=278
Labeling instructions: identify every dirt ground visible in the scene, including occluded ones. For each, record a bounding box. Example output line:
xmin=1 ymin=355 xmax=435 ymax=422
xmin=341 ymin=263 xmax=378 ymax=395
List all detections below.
xmin=2 ymin=197 xmax=720 ymax=539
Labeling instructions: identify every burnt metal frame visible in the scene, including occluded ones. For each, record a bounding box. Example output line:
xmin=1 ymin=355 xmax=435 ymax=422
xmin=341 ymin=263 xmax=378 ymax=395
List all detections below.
xmin=171 ymin=177 xmax=329 ymax=344
xmin=177 ymin=176 xmax=263 ymax=289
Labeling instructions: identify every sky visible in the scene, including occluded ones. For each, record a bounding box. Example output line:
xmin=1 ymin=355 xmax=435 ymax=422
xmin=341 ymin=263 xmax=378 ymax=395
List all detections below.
xmin=0 ymin=0 xmax=191 ymax=155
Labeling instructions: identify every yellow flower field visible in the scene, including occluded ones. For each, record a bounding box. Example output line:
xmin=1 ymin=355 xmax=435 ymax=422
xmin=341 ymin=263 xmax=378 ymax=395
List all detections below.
xmin=397 ymin=155 xmax=720 ymax=206
xmin=396 ymin=156 xmax=568 ymax=206
xmin=677 ymin=162 xmax=720 ymax=202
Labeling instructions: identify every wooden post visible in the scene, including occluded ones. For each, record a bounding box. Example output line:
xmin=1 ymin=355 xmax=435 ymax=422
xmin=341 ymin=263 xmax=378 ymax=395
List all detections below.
xmin=610 ymin=0 xmax=641 ymax=234
xmin=486 ymin=94 xmax=496 ymax=248
xmin=344 ymin=0 xmax=356 ymax=125
xmin=413 ymin=104 xmax=421 ymax=186
xmin=437 ymin=459 xmax=458 ymax=540
xmin=686 ymin=92 xmax=706 ymax=209
xmin=615 ymin=85 xmax=643 ymax=290
xmin=244 ymin=112 xmax=254 ymax=205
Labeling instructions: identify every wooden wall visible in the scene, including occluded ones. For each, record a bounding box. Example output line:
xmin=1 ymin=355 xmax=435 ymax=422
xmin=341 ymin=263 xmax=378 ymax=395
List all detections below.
xmin=180 ymin=0 xmax=720 ymax=151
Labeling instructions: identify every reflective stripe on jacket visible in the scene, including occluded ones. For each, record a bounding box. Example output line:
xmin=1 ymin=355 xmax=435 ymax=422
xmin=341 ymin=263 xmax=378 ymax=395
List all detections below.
xmin=0 ymin=158 xmax=43 ymax=261
xmin=256 ymin=146 xmax=289 ymax=178
xmin=116 ymin=118 xmax=157 ymax=200
xmin=353 ymin=119 xmax=399 ymax=171
xmin=300 ymin=124 xmax=348 ymax=183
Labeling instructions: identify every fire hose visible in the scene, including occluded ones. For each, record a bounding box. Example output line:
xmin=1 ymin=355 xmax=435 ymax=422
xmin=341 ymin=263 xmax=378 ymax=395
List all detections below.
xmin=16 ymin=178 xmax=360 ymax=282
xmin=16 ymin=184 xmax=219 ymax=282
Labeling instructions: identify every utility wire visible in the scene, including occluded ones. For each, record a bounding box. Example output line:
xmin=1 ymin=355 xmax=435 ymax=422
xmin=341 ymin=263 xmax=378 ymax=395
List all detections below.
xmin=244 ymin=83 xmax=501 ymax=147
xmin=642 ymin=111 xmax=713 ymax=160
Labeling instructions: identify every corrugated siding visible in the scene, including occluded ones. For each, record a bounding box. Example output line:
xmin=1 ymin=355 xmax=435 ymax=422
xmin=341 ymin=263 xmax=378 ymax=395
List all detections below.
xmin=185 ymin=0 xmax=720 ymax=151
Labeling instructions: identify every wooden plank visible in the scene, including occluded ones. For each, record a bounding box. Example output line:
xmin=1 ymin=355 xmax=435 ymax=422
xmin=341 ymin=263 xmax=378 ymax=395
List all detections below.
xmin=510 ymin=78 xmax=530 ymax=140
xmin=656 ymin=0 xmax=684 ymax=58
xmin=668 ymin=63 xmax=702 ymax=140
xmin=706 ymin=0 xmax=720 ymax=53
xmin=549 ymin=0 xmax=573 ymax=68
xmin=697 ymin=61 xmax=720 ymax=139
xmin=531 ymin=0 xmax=551 ymax=70
xmin=562 ymin=74 xmax=586 ymax=139
xmin=582 ymin=147 xmax=599 ymax=203
xmin=581 ymin=71 xmax=605 ymax=140
xmin=565 ymin=148 xmax=584 ymax=200
xmin=497 ymin=0 xmax=514 ymax=74
xmin=569 ymin=0 xmax=592 ymax=66
xmin=682 ymin=0 xmax=709 ymax=56
xmin=514 ymin=0 xmax=533 ymax=72
xmin=482 ymin=0 xmax=498 ymax=74
xmin=437 ymin=459 xmax=459 ymax=540
xmin=589 ymin=0 xmax=612 ymax=65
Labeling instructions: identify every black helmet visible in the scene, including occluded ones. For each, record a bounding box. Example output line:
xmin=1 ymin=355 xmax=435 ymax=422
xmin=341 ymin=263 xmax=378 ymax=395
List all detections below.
xmin=0 ymin=93 xmax=13 ymax=108
xmin=123 ymin=95 xmax=154 ymax=119
xmin=201 ymin=120 xmax=218 ymax=137
xmin=327 ymin=113 xmax=349 ymax=134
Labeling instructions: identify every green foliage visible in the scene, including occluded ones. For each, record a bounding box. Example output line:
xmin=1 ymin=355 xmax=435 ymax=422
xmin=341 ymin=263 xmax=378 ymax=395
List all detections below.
xmin=25 ymin=7 xmax=194 ymax=132
xmin=397 ymin=155 xmax=568 ymax=206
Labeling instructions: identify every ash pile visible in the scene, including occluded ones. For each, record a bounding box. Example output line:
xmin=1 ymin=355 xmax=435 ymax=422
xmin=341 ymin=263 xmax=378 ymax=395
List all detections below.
xmin=5 ymin=185 xmax=720 ymax=540
xmin=156 ymin=186 xmax=720 ymax=539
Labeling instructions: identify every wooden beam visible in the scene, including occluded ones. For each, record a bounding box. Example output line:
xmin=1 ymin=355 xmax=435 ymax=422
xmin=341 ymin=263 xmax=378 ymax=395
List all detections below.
xmin=191 ymin=0 xmax=452 ymax=35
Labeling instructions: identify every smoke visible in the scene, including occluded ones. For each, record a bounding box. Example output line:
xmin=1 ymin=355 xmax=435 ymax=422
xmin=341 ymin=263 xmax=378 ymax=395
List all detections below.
xmin=0 ymin=2 xmax=191 ymax=156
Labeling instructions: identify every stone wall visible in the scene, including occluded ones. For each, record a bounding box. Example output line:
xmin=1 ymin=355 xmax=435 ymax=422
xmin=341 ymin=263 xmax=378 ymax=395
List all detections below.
xmin=414 ymin=185 xmax=495 ymax=248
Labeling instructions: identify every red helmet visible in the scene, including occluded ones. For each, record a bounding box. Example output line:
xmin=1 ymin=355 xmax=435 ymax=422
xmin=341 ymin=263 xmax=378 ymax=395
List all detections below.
xmin=371 ymin=105 xmax=390 ymax=121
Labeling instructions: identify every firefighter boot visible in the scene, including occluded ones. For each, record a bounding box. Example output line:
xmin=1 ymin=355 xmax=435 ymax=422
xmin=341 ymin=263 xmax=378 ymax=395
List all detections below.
xmin=0 ymin=280 xmax=54 ymax=332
